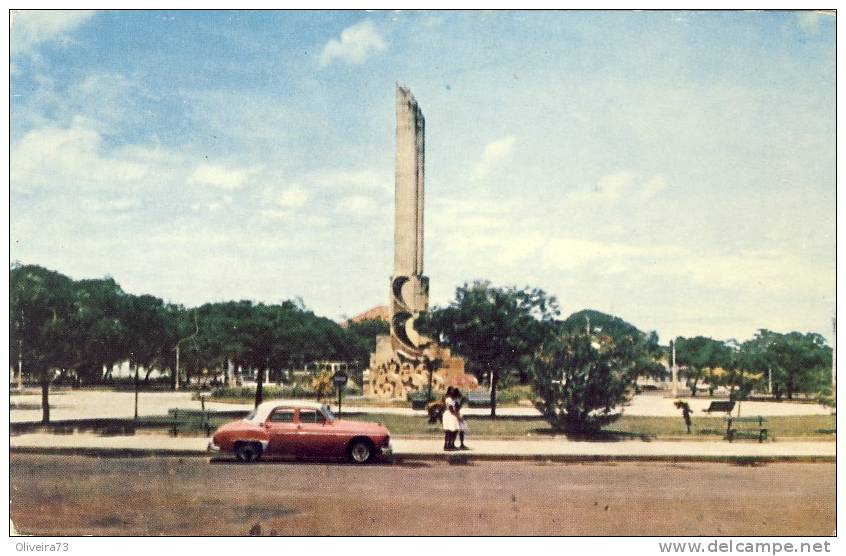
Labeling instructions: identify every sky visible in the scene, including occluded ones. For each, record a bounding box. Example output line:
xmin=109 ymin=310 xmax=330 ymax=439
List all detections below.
xmin=8 ymin=10 xmax=836 ymax=345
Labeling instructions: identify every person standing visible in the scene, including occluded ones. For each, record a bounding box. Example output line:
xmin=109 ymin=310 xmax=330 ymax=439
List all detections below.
xmin=675 ymin=400 xmax=693 ymax=434
xmin=442 ymin=387 xmax=460 ymax=450
xmin=454 ymin=388 xmax=469 ymax=450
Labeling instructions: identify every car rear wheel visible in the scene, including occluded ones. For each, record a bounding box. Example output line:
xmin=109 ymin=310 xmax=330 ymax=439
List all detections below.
xmin=235 ymin=442 xmax=262 ymax=463
xmin=347 ymin=439 xmax=374 ymax=464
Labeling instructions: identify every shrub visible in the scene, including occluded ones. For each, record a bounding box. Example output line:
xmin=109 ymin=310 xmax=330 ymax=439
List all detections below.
xmin=532 ymin=330 xmax=660 ymax=433
xmin=311 ymin=371 xmax=334 ymax=402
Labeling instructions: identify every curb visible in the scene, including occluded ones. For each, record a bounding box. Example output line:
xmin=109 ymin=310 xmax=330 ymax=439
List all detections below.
xmin=392 ymin=453 xmax=836 ymax=464
xmin=11 ymin=446 xmax=209 ymax=458
xmin=10 ymin=445 xmax=835 ymax=464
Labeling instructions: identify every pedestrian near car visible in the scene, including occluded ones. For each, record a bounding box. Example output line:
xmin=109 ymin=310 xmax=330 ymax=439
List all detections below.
xmin=442 ymin=387 xmax=460 ymax=450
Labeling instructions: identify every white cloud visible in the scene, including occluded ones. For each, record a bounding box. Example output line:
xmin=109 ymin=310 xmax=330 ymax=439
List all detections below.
xmin=188 ymin=163 xmax=254 ymax=190
xmin=542 ymin=236 xmax=679 ymax=270
xmin=473 ymin=135 xmax=516 ymax=179
xmin=335 ymin=194 xmax=381 ymax=218
xmin=88 ymin=198 xmax=139 ymax=212
xmin=319 ymin=20 xmax=386 ymax=67
xmin=310 ymin=168 xmax=392 ymax=192
xmin=565 ymin=172 xmax=669 ymax=205
xmin=11 ymin=10 xmax=95 ymax=57
xmin=640 ymin=175 xmax=669 ymax=200
xmin=276 ymin=186 xmax=309 ymax=208
xmin=11 ymin=120 xmax=148 ymax=190
xmin=594 ymin=171 xmax=634 ymax=202
xmin=795 ymin=11 xmax=828 ymax=34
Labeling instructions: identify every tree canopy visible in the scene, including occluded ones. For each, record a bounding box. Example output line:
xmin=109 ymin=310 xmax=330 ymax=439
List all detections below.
xmin=9 ymin=263 xmax=387 ymax=421
xmin=532 ymin=312 xmax=664 ymax=432
xmin=416 ymin=281 xmax=560 ymax=416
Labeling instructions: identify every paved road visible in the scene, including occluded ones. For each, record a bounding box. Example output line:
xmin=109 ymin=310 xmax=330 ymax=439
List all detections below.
xmin=10 ymin=454 xmax=835 ymax=536
xmin=11 ymin=389 xmax=833 ymax=423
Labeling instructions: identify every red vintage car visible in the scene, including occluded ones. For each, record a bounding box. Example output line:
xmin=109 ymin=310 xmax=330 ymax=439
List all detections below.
xmin=209 ymin=400 xmax=392 ymax=464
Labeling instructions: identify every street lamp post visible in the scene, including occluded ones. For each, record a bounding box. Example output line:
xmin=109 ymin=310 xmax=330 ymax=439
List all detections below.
xmin=671 ymin=340 xmax=678 ymax=398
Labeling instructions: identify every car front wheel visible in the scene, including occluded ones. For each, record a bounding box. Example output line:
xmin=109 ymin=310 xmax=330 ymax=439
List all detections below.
xmin=235 ymin=442 xmax=262 ymax=463
xmin=347 ymin=439 xmax=374 ymax=464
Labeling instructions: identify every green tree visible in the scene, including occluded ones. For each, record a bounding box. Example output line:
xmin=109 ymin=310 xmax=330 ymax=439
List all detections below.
xmin=532 ymin=317 xmax=664 ymax=433
xmin=10 ymin=264 xmax=77 ymax=423
xmin=123 ymin=294 xmax=172 ymax=420
xmin=673 ymin=336 xmax=731 ymax=396
xmin=560 ymin=310 xmax=667 ymax=382
xmin=344 ymin=318 xmax=389 ymax=364
xmin=767 ymin=331 xmax=831 ymax=400
xmin=239 ymin=303 xmax=278 ymax=408
xmin=70 ymin=277 xmax=131 ymax=385
xmin=416 ymin=281 xmax=559 ymax=417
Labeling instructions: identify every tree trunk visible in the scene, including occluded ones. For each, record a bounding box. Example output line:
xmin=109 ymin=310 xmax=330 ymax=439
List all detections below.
xmin=489 ymin=367 xmax=498 ymax=418
xmin=172 ymin=348 xmax=179 ymax=391
xmin=689 ymin=377 xmax=699 ymax=396
xmin=40 ymin=372 xmax=50 ymax=424
xmin=254 ymin=366 xmax=265 ymax=408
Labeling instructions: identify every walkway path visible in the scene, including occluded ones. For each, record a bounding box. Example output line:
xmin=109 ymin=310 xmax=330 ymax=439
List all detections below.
xmin=11 ymin=390 xmax=833 ymax=423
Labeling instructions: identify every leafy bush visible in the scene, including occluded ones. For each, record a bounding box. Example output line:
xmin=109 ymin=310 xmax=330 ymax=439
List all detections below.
xmin=311 ymin=371 xmax=334 ymax=402
xmin=532 ymin=329 xmax=661 ymax=433
xmin=494 ymin=385 xmax=530 ymax=405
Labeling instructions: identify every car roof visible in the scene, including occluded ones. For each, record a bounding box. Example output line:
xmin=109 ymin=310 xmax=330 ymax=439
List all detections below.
xmin=247 ymin=399 xmax=328 ymax=424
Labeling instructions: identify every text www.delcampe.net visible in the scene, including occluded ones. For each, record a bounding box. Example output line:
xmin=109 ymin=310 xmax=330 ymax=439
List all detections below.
xmin=658 ymin=541 xmax=833 ymax=555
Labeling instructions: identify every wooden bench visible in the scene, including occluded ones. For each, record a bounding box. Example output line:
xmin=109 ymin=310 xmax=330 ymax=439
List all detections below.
xmin=465 ymin=391 xmax=491 ymax=408
xmin=409 ymin=392 xmax=433 ymax=410
xmin=703 ymin=400 xmax=735 ymax=414
xmin=168 ymin=408 xmax=214 ymax=436
xmin=725 ymin=416 xmax=768 ymax=443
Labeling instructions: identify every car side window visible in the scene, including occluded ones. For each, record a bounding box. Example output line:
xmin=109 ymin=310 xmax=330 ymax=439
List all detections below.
xmin=299 ymin=409 xmax=325 ymax=424
xmin=268 ymin=409 xmax=295 ymax=423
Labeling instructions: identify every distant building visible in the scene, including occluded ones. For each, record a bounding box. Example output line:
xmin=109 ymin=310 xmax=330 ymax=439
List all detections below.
xmin=343 ymin=305 xmax=390 ymax=327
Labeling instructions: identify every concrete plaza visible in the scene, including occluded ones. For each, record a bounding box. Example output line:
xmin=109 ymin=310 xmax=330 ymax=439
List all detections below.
xmin=10 ymin=389 xmax=833 ymax=423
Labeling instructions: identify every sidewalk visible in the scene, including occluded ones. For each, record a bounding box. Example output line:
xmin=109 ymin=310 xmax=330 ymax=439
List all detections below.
xmin=11 ymin=389 xmax=834 ymax=423
xmin=10 ymin=432 xmax=835 ymax=462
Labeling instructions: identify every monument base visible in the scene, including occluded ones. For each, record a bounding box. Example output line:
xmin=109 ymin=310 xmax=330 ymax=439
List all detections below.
xmin=364 ymin=335 xmax=477 ymax=399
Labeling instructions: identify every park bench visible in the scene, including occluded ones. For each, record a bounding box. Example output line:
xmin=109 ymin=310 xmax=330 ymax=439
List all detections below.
xmin=703 ymin=400 xmax=735 ymax=414
xmin=465 ymin=391 xmax=491 ymax=408
xmin=409 ymin=392 xmax=433 ymax=410
xmin=168 ymin=408 xmax=214 ymax=436
xmin=725 ymin=416 xmax=768 ymax=443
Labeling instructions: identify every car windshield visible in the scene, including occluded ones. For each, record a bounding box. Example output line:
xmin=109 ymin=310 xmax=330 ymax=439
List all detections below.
xmin=320 ymin=405 xmax=335 ymax=422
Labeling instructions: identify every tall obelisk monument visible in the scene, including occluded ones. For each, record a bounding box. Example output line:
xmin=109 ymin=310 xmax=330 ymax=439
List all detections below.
xmin=390 ymin=85 xmax=429 ymax=357
xmin=365 ymin=85 xmax=472 ymax=398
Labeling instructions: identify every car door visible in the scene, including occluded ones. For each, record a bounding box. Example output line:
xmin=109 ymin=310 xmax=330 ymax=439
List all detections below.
xmin=296 ymin=408 xmax=340 ymax=458
xmin=264 ymin=407 xmax=298 ymax=455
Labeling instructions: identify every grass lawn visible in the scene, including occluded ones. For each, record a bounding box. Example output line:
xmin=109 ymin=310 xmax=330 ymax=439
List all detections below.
xmin=15 ymin=410 xmax=835 ymax=441
xmin=340 ymin=413 xmax=836 ymax=440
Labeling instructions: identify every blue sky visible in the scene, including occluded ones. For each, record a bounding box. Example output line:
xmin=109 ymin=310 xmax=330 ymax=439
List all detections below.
xmin=9 ymin=10 xmax=836 ymax=344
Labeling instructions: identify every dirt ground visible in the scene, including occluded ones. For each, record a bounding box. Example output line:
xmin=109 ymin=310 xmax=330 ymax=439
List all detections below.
xmin=10 ymin=454 xmax=835 ymax=536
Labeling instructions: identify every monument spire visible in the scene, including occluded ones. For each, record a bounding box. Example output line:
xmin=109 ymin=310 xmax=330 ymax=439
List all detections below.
xmin=390 ymin=85 xmax=429 ymax=356
xmin=394 ymin=85 xmax=425 ymax=277
xmin=365 ymin=86 xmax=474 ymax=399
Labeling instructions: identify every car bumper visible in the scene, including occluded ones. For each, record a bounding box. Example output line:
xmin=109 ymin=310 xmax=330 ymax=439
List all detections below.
xmin=378 ymin=442 xmax=393 ymax=461
xmin=207 ymin=441 xmax=220 ymax=452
